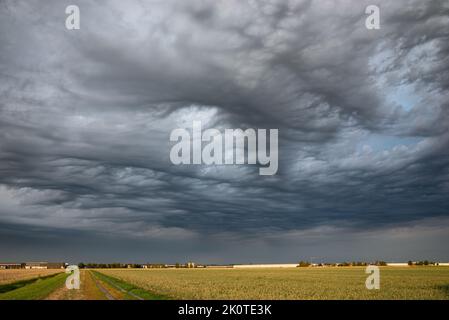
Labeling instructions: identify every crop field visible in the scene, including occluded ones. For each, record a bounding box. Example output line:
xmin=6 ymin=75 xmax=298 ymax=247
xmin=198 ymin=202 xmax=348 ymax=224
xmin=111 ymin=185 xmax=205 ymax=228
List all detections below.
xmin=0 ymin=267 xmax=448 ymax=299
xmin=0 ymin=273 xmax=68 ymax=300
xmin=98 ymin=267 xmax=449 ymax=300
xmin=0 ymin=269 xmax=63 ymax=285
xmin=0 ymin=269 xmax=158 ymax=300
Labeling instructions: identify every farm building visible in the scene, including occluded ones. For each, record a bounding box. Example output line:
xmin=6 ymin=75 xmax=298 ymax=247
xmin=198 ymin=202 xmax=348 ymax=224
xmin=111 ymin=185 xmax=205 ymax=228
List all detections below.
xmin=0 ymin=262 xmax=25 ymax=269
xmin=25 ymin=262 xmax=48 ymax=269
xmin=25 ymin=262 xmax=65 ymax=269
xmin=47 ymin=262 xmax=66 ymax=269
xmin=142 ymin=264 xmax=166 ymax=268
xmin=386 ymin=263 xmax=409 ymax=267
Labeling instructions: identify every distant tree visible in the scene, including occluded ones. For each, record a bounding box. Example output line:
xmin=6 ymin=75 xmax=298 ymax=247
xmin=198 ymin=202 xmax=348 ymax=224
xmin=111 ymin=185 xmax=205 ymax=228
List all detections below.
xmin=298 ymin=261 xmax=311 ymax=267
xmin=78 ymin=262 xmax=85 ymax=269
xmin=408 ymin=260 xmax=413 ymax=266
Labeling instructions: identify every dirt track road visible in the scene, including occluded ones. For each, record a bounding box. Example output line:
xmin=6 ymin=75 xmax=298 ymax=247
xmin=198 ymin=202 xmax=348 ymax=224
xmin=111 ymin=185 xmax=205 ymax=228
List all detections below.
xmin=45 ymin=270 xmax=116 ymax=300
xmin=90 ymin=271 xmax=115 ymax=300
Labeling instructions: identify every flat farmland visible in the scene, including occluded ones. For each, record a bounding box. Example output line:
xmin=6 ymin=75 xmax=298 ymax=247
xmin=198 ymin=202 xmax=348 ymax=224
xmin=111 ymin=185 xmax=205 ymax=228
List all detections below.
xmin=98 ymin=267 xmax=449 ymax=300
xmin=0 ymin=269 xmax=63 ymax=285
xmin=0 ymin=269 xmax=153 ymax=300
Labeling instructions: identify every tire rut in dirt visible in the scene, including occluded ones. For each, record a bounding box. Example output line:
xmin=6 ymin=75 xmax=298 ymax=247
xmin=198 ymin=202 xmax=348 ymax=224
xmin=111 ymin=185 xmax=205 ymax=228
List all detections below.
xmin=90 ymin=271 xmax=115 ymax=300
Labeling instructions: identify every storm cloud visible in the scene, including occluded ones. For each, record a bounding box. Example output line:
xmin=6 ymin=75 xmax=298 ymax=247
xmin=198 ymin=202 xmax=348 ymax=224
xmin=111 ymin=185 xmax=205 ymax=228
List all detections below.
xmin=0 ymin=0 xmax=448 ymax=263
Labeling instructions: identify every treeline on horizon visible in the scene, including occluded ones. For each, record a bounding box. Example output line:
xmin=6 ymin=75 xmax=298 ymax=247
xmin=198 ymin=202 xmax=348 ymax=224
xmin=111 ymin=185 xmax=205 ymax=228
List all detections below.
xmin=78 ymin=262 xmax=190 ymax=268
xmin=299 ymin=260 xmax=439 ymax=267
xmin=299 ymin=261 xmax=387 ymax=267
xmin=76 ymin=260 xmax=440 ymax=269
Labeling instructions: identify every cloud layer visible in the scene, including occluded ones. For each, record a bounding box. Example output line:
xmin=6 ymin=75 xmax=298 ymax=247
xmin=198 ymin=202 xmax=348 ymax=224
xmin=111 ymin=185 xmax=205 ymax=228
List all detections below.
xmin=0 ymin=0 xmax=448 ymax=262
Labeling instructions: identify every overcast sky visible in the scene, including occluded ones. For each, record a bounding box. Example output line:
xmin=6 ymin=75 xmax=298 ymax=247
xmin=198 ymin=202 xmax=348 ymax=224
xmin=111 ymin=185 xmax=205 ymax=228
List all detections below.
xmin=1 ymin=0 xmax=448 ymax=264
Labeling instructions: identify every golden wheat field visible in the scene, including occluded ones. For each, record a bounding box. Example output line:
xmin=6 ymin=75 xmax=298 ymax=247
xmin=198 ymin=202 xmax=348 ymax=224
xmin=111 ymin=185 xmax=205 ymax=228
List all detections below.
xmin=0 ymin=269 xmax=63 ymax=285
xmin=98 ymin=267 xmax=449 ymax=300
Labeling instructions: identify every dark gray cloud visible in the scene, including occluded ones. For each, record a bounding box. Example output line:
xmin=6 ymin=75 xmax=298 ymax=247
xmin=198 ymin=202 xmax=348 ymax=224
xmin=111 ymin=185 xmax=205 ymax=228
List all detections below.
xmin=0 ymin=0 xmax=448 ymax=262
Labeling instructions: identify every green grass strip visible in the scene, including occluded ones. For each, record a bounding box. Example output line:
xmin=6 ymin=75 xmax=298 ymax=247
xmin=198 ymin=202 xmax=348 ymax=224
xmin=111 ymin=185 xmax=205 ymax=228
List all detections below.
xmin=92 ymin=270 xmax=169 ymax=300
xmin=0 ymin=272 xmax=67 ymax=300
xmin=0 ymin=273 xmax=63 ymax=294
